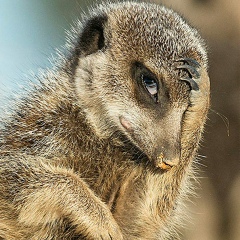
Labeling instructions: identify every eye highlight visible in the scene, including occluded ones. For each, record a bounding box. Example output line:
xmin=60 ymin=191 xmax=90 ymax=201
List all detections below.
xmin=142 ymin=75 xmax=159 ymax=103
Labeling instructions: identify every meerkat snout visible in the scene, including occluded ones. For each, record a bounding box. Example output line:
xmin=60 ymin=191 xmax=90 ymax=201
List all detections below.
xmin=119 ymin=113 xmax=181 ymax=170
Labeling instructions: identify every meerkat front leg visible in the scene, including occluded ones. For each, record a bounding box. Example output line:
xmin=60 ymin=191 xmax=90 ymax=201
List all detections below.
xmin=0 ymin=157 xmax=122 ymax=240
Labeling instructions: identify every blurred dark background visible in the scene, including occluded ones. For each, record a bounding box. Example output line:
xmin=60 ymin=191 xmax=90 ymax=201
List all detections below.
xmin=0 ymin=1 xmax=239 ymax=239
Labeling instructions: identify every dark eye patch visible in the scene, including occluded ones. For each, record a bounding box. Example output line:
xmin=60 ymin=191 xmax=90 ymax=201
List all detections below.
xmin=133 ymin=62 xmax=159 ymax=103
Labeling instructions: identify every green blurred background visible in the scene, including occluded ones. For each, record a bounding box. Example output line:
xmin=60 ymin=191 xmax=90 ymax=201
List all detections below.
xmin=0 ymin=1 xmax=239 ymax=239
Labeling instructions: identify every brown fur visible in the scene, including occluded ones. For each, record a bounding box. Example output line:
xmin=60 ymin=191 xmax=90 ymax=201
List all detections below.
xmin=0 ymin=2 xmax=210 ymax=239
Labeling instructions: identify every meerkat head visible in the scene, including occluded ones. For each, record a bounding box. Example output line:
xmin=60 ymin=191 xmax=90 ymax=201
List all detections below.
xmin=72 ymin=2 xmax=209 ymax=169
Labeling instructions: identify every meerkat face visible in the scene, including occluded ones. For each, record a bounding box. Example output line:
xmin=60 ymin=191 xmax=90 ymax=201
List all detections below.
xmin=73 ymin=2 xmax=209 ymax=169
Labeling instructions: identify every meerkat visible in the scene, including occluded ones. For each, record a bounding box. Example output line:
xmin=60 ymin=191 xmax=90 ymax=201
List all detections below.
xmin=0 ymin=1 xmax=210 ymax=240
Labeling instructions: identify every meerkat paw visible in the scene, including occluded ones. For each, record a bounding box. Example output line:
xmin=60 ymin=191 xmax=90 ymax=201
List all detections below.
xmin=176 ymin=57 xmax=201 ymax=91
xmin=74 ymin=205 xmax=123 ymax=240
xmin=89 ymin=223 xmax=123 ymax=240
xmin=81 ymin=221 xmax=123 ymax=240
xmin=95 ymin=216 xmax=123 ymax=240
xmin=176 ymin=57 xmax=210 ymax=109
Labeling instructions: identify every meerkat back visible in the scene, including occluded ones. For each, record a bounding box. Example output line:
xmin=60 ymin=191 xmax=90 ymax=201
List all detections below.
xmin=0 ymin=2 xmax=210 ymax=240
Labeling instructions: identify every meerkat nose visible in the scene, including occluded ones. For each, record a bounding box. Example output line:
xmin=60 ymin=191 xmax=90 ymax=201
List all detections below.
xmin=156 ymin=153 xmax=179 ymax=170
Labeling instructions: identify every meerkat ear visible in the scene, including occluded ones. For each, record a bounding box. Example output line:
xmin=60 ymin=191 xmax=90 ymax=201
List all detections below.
xmin=79 ymin=15 xmax=108 ymax=56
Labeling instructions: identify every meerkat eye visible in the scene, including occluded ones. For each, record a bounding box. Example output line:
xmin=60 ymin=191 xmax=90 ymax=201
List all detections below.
xmin=142 ymin=75 xmax=159 ymax=102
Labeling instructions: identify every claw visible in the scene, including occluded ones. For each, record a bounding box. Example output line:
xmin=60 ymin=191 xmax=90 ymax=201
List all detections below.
xmin=175 ymin=57 xmax=201 ymax=91
xmin=176 ymin=58 xmax=200 ymax=68
xmin=180 ymin=77 xmax=199 ymax=91
xmin=176 ymin=64 xmax=200 ymax=79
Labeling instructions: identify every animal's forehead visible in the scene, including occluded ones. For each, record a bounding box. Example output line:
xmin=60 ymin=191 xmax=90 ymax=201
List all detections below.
xmin=105 ymin=3 xmax=207 ymax=66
